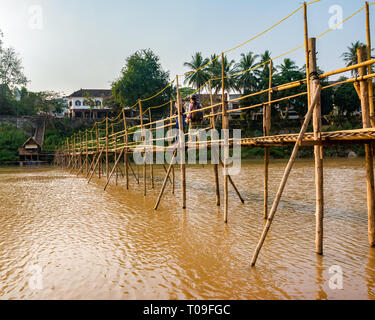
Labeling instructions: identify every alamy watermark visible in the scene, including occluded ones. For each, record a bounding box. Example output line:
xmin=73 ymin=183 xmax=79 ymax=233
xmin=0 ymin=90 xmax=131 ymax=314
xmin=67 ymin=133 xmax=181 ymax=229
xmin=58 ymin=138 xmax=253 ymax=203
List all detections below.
xmin=132 ymin=125 xmax=242 ymax=176
xmin=328 ymin=265 xmax=343 ymax=290
xmin=328 ymin=5 xmax=344 ymax=30
xmin=28 ymin=5 xmax=44 ymax=30
xmin=27 ymin=264 xmax=44 ymax=290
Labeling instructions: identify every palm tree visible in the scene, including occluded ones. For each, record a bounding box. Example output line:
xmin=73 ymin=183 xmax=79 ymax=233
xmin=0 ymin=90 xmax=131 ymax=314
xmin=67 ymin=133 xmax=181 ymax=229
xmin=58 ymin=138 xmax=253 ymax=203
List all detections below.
xmin=342 ymin=41 xmax=366 ymax=76
xmin=277 ymin=58 xmax=304 ymax=119
xmin=207 ymin=54 xmax=237 ymax=94
xmin=256 ymin=50 xmax=276 ymax=90
xmin=183 ymin=52 xmax=210 ymax=94
xmin=235 ymin=51 xmax=259 ymax=94
xmin=278 ymin=58 xmax=298 ymax=75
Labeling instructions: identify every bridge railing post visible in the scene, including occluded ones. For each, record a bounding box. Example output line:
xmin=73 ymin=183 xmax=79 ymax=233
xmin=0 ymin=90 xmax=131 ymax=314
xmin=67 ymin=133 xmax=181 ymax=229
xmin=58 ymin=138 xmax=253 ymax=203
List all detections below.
xmin=176 ymin=75 xmax=186 ymax=209
xmin=357 ymin=45 xmax=375 ymax=247
xmin=221 ymin=52 xmax=229 ymax=223
xmin=309 ymin=37 xmax=324 ymax=255
xmin=264 ymin=60 xmax=272 ymax=219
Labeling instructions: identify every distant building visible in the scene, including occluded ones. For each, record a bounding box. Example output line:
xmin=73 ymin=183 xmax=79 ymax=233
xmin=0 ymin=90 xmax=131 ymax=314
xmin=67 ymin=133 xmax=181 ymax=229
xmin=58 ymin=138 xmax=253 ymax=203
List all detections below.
xmin=66 ymin=89 xmax=112 ymax=119
xmin=18 ymin=137 xmax=42 ymax=164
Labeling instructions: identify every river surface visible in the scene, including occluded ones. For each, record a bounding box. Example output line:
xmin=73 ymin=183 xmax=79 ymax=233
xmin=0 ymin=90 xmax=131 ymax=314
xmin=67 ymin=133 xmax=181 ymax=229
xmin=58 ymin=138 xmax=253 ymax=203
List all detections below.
xmin=0 ymin=158 xmax=374 ymax=300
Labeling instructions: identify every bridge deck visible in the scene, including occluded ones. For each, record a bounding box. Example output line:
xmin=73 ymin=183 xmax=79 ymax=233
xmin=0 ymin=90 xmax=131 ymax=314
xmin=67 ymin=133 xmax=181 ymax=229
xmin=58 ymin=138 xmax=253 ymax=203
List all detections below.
xmin=240 ymin=128 xmax=375 ymax=147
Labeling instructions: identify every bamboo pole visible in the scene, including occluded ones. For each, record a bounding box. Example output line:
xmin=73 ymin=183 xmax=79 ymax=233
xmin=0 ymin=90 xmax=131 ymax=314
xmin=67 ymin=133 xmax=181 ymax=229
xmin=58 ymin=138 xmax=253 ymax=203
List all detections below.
xmin=222 ymin=53 xmax=229 ymax=223
xmin=114 ymin=132 xmax=118 ymax=186
xmin=139 ymin=100 xmax=147 ymax=196
xmin=104 ymin=148 xmax=125 ymax=191
xmin=73 ymin=134 xmax=76 ymax=170
xmin=210 ymin=79 xmax=220 ymax=206
xmin=148 ymin=108 xmax=154 ymax=189
xmin=176 ymin=76 xmax=186 ymax=209
xmin=358 ymin=46 xmax=375 ymax=247
xmin=264 ymin=60 xmax=272 ymax=219
xmin=162 ymin=164 xmax=173 ymax=185
xmin=67 ymin=138 xmax=70 ymax=169
xmin=170 ymin=100 xmax=175 ymax=194
xmin=85 ymin=130 xmax=88 ymax=176
xmin=219 ymin=158 xmax=244 ymax=203
xmin=309 ymin=38 xmax=324 ymax=255
xmin=122 ymin=109 xmax=129 ymax=190
xmin=86 ymin=153 xmax=98 ymax=179
xmin=366 ymin=2 xmax=375 ymax=128
xmin=105 ymin=118 xmax=109 ymax=179
xmin=154 ymin=149 xmax=178 ymax=210
xmin=96 ymin=125 xmax=101 ymax=179
xmin=251 ymin=85 xmax=322 ymax=267
xmin=88 ymin=146 xmax=106 ymax=183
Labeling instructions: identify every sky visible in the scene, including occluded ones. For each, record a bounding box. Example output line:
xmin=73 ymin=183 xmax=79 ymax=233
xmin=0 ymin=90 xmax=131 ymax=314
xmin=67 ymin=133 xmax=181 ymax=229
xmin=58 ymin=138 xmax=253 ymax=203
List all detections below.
xmin=0 ymin=0 xmax=372 ymax=96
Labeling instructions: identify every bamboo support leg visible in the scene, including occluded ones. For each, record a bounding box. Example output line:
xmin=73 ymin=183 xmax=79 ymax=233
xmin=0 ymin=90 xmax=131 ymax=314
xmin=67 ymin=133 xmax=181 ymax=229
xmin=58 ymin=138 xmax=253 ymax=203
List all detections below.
xmin=162 ymin=164 xmax=173 ymax=185
xmin=125 ymin=151 xmax=129 ymax=189
xmin=151 ymin=163 xmax=154 ymax=189
xmin=214 ymin=164 xmax=220 ymax=206
xmin=104 ymin=149 xmax=125 ymax=191
xmin=219 ymin=158 xmax=244 ymax=204
xmin=251 ymin=85 xmax=321 ymax=267
xmin=172 ymin=165 xmax=175 ymax=194
xmin=88 ymin=147 xmax=106 ymax=183
xmin=128 ymin=161 xmax=140 ymax=184
xmin=366 ymin=143 xmax=375 ymax=246
xmin=143 ymin=154 xmax=147 ymax=196
xmin=86 ymin=154 xmax=98 ymax=179
xmin=154 ymin=150 xmax=178 ymax=210
xmin=264 ymin=147 xmax=270 ymax=219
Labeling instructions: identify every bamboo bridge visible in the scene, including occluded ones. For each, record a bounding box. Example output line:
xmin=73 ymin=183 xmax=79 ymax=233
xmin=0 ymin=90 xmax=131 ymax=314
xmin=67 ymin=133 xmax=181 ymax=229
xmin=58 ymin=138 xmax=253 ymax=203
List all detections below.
xmin=54 ymin=1 xmax=375 ymax=266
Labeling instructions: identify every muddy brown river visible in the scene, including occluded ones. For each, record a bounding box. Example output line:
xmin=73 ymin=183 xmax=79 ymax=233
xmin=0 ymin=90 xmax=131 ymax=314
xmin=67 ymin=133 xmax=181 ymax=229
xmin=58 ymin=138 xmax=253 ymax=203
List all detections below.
xmin=0 ymin=158 xmax=374 ymax=300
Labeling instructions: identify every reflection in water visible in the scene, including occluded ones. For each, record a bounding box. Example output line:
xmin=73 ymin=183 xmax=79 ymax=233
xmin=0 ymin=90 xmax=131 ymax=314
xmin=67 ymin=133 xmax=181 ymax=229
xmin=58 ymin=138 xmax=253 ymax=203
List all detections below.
xmin=315 ymin=255 xmax=327 ymax=300
xmin=0 ymin=158 xmax=374 ymax=300
xmin=366 ymin=249 xmax=375 ymax=299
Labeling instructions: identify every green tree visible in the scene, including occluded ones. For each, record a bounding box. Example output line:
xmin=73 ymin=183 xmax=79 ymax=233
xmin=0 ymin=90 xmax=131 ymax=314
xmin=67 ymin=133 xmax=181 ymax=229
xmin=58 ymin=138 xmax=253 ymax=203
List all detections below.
xmin=0 ymin=124 xmax=27 ymax=164
xmin=207 ymin=54 xmax=237 ymax=94
xmin=112 ymin=49 xmax=173 ymax=117
xmin=235 ymin=51 xmax=259 ymax=94
xmin=342 ymin=41 xmax=366 ymax=76
xmin=333 ymin=79 xmax=361 ymax=116
xmin=0 ymin=30 xmax=28 ymax=89
xmin=179 ymin=87 xmax=195 ymax=99
xmin=274 ymin=59 xmax=305 ymax=120
xmin=183 ymin=52 xmax=210 ymax=94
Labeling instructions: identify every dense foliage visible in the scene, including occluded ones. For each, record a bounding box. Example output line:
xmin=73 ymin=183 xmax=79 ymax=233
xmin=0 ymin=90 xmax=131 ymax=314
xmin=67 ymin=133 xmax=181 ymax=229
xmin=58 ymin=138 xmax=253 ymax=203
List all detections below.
xmin=112 ymin=49 xmax=174 ymax=117
xmin=0 ymin=124 xmax=27 ymax=164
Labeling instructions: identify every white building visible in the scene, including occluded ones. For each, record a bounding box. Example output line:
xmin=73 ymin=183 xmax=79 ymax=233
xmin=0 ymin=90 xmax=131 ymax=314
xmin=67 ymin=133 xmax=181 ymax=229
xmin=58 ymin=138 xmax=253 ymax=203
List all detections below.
xmin=66 ymin=89 xmax=112 ymax=119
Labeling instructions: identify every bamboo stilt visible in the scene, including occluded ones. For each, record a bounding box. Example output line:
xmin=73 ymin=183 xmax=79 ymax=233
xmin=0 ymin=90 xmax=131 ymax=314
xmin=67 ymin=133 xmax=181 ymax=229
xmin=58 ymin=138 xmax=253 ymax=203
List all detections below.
xmin=86 ymin=153 xmax=98 ymax=179
xmin=105 ymin=118 xmax=109 ymax=179
xmin=104 ymin=148 xmax=125 ymax=191
xmin=85 ymin=131 xmax=89 ymax=176
xmin=154 ymin=149 xmax=178 ymax=210
xmin=88 ymin=146 xmax=106 ymax=183
xmin=264 ymin=60 xmax=273 ymax=219
xmin=358 ymin=46 xmax=375 ymax=247
xmin=366 ymin=2 xmax=375 ymax=128
xmin=162 ymin=164 xmax=173 ymax=184
xmin=122 ymin=109 xmax=129 ymax=190
xmin=221 ymin=53 xmax=229 ymax=223
xmin=176 ymin=76 xmax=186 ymax=209
xmin=210 ymin=79 xmax=220 ymax=206
xmin=251 ymin=85 xmax=322 ymax=267
xmin=96 ymin=125 xmax=101 ymax=179
xmin=309 ymin=38 xmax=324 ymax=255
